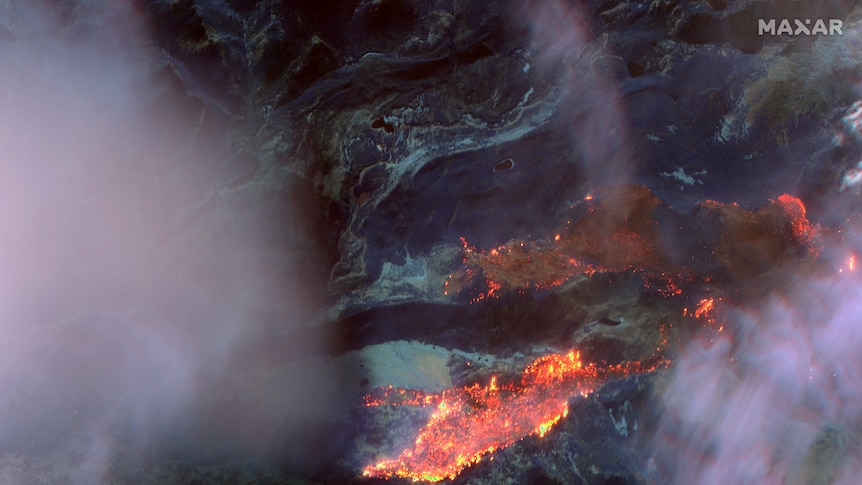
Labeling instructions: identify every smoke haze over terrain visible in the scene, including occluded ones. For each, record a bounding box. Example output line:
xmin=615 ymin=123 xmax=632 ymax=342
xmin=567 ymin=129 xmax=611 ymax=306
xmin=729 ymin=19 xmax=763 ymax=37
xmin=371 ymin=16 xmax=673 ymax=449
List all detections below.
xmin=0 ymin=2 xmax=325 ymax=480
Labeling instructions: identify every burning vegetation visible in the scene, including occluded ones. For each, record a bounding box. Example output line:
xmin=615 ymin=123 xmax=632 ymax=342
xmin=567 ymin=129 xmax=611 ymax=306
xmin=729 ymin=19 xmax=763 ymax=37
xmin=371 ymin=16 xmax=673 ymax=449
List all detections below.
xmin=444 ymin=186 xmax=676 ymax=302
xmin=445 ymin=186 xmax=821 ymax=302
xmin=360 ymin=188 xmax=827 ymax=482
xmin=703 ymin=194 xmax=820 ymax=279
xmin=362 ymin=350 xmax=669 ymax=482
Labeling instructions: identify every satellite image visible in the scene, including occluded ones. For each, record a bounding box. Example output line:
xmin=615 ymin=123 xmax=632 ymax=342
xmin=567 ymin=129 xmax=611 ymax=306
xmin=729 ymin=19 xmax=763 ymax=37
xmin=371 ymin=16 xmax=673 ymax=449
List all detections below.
xmin=0 ymin=0 xmax=861 ymax=484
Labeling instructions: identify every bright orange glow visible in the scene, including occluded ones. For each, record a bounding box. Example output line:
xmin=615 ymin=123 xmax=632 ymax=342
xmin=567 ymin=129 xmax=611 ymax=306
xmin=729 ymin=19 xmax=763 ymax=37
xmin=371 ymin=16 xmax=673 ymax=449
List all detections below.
xmin=444 ymin=236 xmax=603 ymax=301
xmin=704 ymin=194 xmax=820 ymax=278
xmin=694 ymin=298 xmax=715 ymax=320
xmin=684 ymin=297 xmax=724 ymax=331
xmin=446 ymin=188 xmax=820 ymax=302
xmin=775 ymin=194 xmax=814 ymax=246
xmin=849 ymin=255 xmax=856 ymax=271
xmin=444 ymin=186 xmax=671 ymax=299
xmin=362 ymin=350 xmax=668 ymax=482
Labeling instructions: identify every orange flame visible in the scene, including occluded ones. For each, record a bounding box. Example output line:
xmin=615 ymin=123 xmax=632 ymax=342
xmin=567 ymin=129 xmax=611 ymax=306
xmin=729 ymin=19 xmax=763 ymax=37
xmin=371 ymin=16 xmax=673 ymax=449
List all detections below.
xmin=694 ymin=297 xmax=715 ymax=320
xmin=443 ymin=186 xmax=676 ymax=300
xmin=704 ymin=194 xmax=820 ymax=278
xmin=444 ymin=236 xmax=601 ymax=301
xmin=446 ymin=189 xmax=821 ymax=302
xmin=775 ymin=194 xmax=813 ymax=246
xmin=362 ymin=351 xmax=668 ymax=482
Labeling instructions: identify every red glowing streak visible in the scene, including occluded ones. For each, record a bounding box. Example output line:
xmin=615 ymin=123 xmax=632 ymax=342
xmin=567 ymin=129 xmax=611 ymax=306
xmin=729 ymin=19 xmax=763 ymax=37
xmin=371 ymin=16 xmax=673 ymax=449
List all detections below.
xmin=683 ymin=297 xmax=722 ymax=328
xmin=703 ymin=194 xmax=820 ymax=278
xmin=775 ymin=194 xmax=814 ymax=246
xmin=444 ymin=236 xmax=602 ymax=301
xmin=444 ymin=186 xmax=683 ymax=301
xmin=362 ymin=351 xmax=668 ymax=482
xmin=694 ymin=297 xmax=715 ymax=320
xmin=850 ymin=255 xmax=856 ymax=272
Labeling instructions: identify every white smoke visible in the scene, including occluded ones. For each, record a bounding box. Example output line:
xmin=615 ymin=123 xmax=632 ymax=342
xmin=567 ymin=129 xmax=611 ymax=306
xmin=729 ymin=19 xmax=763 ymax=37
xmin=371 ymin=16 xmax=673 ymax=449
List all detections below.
xmin=511 ymin=0 xmax=633 ymax=189
xmin=654 ymin=239 xmax=862 ymax=484
xmin=0 ymin=1 xmax=321 ymax=482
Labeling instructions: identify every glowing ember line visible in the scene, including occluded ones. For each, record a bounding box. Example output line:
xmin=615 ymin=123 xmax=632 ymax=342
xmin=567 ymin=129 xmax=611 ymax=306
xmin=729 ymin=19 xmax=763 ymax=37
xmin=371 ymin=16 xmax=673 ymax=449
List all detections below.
xmin=694 ymin=297 xmax=715 ymax=320
xmin=683 ymin=297 xmax=723 ymax=328
xmin=362 ymin=351 xmax=667 ymax=482
xmin=775 ymin=194 xmax=814 ymax=246
xmin=444 ymin=186 xmax=688 ymax=301
xmin=364 ymin=386 xmax=443 ymax=407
